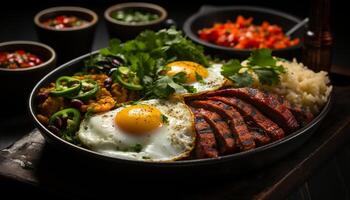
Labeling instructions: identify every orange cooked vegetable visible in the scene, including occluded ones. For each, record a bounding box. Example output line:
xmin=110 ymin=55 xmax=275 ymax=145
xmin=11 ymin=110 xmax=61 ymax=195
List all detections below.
xmin=198 ymin=15 xmax=300 ymax=50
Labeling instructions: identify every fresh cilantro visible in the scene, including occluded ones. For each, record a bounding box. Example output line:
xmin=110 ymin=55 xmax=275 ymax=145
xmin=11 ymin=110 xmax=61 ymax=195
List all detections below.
xmin=107 ymin=39 xmax=124 ymax=55
xmin=167 ymin=80 xmax=184 ymax=91
xmin=195 ymin=72 xmax=205 ymax=84
xmin=148 ymin=76 xmax=176 ymax=99
xmin=221 ymin=49 xmax=286 ymax=87
xmin=161 ymin=114 xmax=169 ymax=124
xmin=248 ymin=48 xmax=276 ymax=67
xmin=221 ymin=59 xmax=243 ymax=77
xmin=221 ymin=59 xmax=253 ymax=87
xmin=172 ymin=72 xmax=187 ymax=83
xmin=253 ymin=69 xmax=279 ymax=85
xmin=183 ymin=85 xmax=197 ymax=93
xmin=145 ymin=71 xmax=196 ymax=98
xmin=130 ymin=144 xmax=142 ymax=153
xmin=86 ymin=27 xmax=209 ymax=99
xmin=230 ymin=71 xmax=254 ymax=87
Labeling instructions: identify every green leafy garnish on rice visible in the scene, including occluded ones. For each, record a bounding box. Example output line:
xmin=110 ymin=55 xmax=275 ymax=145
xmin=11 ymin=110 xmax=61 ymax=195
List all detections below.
xmin=221 ymin=48 xmax=286 ymax=87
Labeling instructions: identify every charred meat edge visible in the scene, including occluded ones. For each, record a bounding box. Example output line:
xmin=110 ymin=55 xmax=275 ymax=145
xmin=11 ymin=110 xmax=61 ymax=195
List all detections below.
xmin=190 ymin=100 xmax=256 ymax=151
xmin=245 ymin=118 xmax=272 ymax=145
xmin=196 ymin=108 xmax=236 ymax=154
xmin=208 ymin=96 xmax=284 ymax=140
xmin=191 ymin=108 xmax=219 ymax=158
xmin=197 ymin=88 xmax=299 ymax=133
xmin=273 ymin=94 xmax=314 ymax=126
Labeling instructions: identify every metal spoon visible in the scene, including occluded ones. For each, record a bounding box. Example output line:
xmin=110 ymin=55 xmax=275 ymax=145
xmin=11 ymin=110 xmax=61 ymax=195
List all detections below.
xmin=286 ymin=18 xmax=309 ymax=37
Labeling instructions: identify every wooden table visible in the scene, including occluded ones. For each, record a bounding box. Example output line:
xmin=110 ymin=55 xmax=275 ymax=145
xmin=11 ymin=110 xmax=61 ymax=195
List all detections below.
xmin=1 ymin=83 xmax=350 ymax=200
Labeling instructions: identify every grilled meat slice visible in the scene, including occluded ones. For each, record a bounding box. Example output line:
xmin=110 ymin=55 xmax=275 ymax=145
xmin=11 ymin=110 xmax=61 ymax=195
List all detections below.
xmin=289 ymin=107 xmax=314 ymax=127
xmin=202 ymin=88 xmax=299 ymax=133
xmin=192 ymin=109 xmax=219 ymax=158
xmin=274 ymin=94 xmax=314 ymax=126
xmin=190 ymin=100 xmax=256 ymax=151
xmin=197 ymin=108 xmax=236 ymax=154
xmin=208 ymin=96 xmax=284 ymax=140
xmin=244 ymin=118 xmax=271 ymax=145
xmin=251 ymin=131 xmax=271 ymax=145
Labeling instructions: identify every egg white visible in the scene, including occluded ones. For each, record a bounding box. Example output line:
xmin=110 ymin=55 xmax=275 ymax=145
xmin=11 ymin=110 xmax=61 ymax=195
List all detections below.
xmin=77 ymin=99 xmax=195 ymax=162
xmin=174 ymin=64 xmax=226 ymax=95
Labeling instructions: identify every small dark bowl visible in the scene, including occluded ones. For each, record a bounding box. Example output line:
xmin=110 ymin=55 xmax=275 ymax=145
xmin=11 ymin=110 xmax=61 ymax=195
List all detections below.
xmin=29 ymin=51 xmax=331 ymax=179
xmin=34 ymin=6 xmax=98 ymax=64
xmin=104 ymin=2 xmax=168 ymax=41
xmin=183 ymin=6 xmax=305 ymax=60
xmin=0 ymin=41 xmax=56 ymax=113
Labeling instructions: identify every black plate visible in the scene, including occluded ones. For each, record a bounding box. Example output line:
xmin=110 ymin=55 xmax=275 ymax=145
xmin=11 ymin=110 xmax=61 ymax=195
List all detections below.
xmin=28 ymin=52 xmax=331 ymax=178
xmin=183 ymin=6 xmax=305 ymax=60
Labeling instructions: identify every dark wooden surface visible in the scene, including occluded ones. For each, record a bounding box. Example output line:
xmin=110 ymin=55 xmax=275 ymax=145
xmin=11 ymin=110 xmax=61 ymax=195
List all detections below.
xmin=1 ymin=85 xmax=349 ymax=200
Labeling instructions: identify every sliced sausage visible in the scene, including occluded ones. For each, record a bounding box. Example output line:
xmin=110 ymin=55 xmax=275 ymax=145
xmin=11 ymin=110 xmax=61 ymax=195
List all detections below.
xmin=244 ymin=118 xmax=271 ymax=145
xmin=201 ymin=88 xmax=299 ymax=133
xmin=190 ymin=100 xmax=256 ymax=151
xmin=208 ymin=96 xmax=284 ymax=140
xmin=197 ymin=108 xmax=236 ymax=154
xmin=274 ymin=94 xmax=314 ymax=126
xmin=192 ymin=109 xmax=219 ymax=158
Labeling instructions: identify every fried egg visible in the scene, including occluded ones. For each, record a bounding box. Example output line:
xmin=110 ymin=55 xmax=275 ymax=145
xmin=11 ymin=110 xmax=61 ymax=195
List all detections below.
xmin=77 ymin=99 xmax=195 ymax=161
xmin=166 ymin=61 xmax=226 ymax=95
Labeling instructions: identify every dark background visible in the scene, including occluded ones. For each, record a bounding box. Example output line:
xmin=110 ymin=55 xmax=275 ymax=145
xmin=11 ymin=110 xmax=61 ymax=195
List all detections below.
xmin=0 ymin=0 xmax=348 ymax=66
xmin=1 ymin=0 xmax=349 ymax=199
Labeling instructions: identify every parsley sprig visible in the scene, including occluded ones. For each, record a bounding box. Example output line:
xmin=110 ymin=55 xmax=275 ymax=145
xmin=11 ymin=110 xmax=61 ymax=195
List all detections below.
xmin=221 ymin=49 xmax=286 ymax=87
xmin=86 ymin=28 xmax=208 ymax=99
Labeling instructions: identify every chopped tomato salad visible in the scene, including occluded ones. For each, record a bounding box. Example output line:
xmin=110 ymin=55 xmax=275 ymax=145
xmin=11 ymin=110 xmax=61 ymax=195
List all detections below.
xmin=0 ymin=50 xmax=43 ymax=69
xmin=198 ymin=15 xmax=300 ymax=49
xmin=42 ymin=15 xmax=88 ymax=29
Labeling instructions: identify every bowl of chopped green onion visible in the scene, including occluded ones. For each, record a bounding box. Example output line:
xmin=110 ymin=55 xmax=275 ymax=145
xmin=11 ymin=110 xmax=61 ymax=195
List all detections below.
xmin=104 ymin=2 xmax=168 ymax=41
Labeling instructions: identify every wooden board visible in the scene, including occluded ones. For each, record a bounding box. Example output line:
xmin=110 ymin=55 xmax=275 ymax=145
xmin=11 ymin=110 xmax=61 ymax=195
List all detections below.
xmin=1 ymin=86 xmax=350 ymax=200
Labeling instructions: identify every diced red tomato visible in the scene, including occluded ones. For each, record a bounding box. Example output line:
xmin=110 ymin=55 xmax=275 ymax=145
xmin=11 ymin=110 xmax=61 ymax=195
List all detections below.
xmin=0 ymin=50 xmax=43 ymax=69
xmin=198 ymin=15 xmax=300 ymax=50
xmin=42 ymin=15 xmax=87 ymax=29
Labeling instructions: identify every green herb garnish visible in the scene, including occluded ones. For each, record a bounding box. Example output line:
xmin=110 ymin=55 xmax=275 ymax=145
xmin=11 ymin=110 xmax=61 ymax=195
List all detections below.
xmin=161 ymin=114 xmax=169 ymax=125
xmin=111 ymin=9 xmax=160 ymax=24
xmin=195 ymin=72 xmax=205 ymax=84
xmin=221 ymin=49 xmax=285 ymax=87
xmin=88 ymin=28 xmax=209 ymax=99
xmin=130 ymin=144 xmax=143 ymax=153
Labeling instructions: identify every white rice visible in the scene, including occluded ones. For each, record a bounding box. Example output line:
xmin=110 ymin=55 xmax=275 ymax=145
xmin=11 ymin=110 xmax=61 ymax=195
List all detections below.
xmin=264 ymin=59 xmax=332 ymax=113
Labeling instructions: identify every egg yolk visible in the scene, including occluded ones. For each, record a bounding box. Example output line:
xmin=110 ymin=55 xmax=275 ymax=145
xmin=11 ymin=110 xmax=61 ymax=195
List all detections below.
xmin=115 ymin=104 xmax=162 ymax=135
xmin=166 ymin=61 xmax=208 ymax=84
